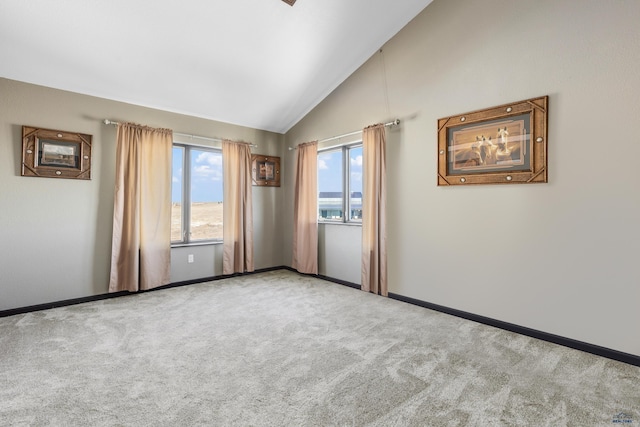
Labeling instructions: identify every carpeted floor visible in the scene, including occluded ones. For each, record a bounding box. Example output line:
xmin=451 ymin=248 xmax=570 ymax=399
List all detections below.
xmin=0 ymin=270 xmax=638 ymax=426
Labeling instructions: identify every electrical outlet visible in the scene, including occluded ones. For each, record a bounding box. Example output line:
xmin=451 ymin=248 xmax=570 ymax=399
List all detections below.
xmin=188 ymin=254 xmax=194 ymax=263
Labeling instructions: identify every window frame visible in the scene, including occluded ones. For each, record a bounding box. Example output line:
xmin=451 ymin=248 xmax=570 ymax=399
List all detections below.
xmin=317 ymin=142 xmax=363 ymax=225
xmin=171 ymin=142 xmax=223 ymax=246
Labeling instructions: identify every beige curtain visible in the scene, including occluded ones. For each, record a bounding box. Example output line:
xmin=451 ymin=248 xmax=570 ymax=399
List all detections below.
xmin=222 ymin=140 xmax=254 ymax=274
xmin=109 ymin=123 xmax=172 ymax=293
xmin=361 ymin=124 xmax=387 ymax=296
xmin=292 ymin=141 xmax=318 ymax=274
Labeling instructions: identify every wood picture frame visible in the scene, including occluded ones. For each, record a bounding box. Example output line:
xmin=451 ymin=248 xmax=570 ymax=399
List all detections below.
xmin=437 ymin=96 xmax=548 ymax=186
xmin=251 ymin=154 xmax=280 ymax=187
xmin=22 ymin=126 xmax=92 ymax=180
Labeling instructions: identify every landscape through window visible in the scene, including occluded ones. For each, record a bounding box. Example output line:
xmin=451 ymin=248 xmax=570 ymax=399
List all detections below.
xmin=171 ymin=145 xmax=223 ymax=243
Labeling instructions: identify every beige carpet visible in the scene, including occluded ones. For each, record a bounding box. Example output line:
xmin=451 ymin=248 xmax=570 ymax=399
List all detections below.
xmin=0 ymin=270 xmax=638 ymax=426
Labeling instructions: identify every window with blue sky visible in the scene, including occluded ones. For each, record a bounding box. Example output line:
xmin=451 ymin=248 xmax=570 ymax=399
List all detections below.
xmin=318 ymin=144 xmax=362 ymax=222
xmin=172 ymin=145 xmax=223 ymax=243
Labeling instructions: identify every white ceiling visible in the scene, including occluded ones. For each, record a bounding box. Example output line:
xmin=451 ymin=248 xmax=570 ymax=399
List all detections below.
xmin=0 ymin=0 xmax=432 ymax=134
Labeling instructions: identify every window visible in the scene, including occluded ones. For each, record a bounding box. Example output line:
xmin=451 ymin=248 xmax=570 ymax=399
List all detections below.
xmin=318 ymin=144 xmax=362 ymax=223
xmin=172 ymin=144 xmax=223 ymax=244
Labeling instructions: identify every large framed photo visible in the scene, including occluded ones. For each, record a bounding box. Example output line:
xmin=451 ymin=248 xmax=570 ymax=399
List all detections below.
xmin=251 ymin=154 xmax=280 ymax=187
xmin=22 ymin=126 xmax=92 ymax=180
xmin=437 ymin=96 xmax=548 ymax=186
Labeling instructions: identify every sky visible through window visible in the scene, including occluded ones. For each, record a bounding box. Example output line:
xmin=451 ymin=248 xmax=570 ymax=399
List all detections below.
xmin=318 ymin=146 xmax=362 ymax=196
xmin=172 ymin=147 xmax=223 ymax=203
xmin=172 ymin=146 xmax=361 ymax=203
xmin=318 ymin=150 xmax=342 ymax=193
xmin=349 ymin=146 xmax=363 ymax=195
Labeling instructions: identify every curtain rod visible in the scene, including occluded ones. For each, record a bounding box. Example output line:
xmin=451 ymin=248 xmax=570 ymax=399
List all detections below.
xmin=287 ymin=119 xmax=400 ymax=151
xmin=103 ymin=120 xmax=257 ymax=148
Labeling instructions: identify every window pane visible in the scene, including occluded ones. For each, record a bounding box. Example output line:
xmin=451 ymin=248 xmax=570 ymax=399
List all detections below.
xmin=171 ymin=146 xmax=184 ymax=242
xmin=189 ymin=149 xmax=223 ymax=241
xmin=318 ymin=150 xmax=343 ymax=220
xmin=349 ymin=146 xmax=363 ymax=221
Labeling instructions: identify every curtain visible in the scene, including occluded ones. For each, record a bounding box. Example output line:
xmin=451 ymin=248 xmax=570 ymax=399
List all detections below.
xmin=292 ymin=141 xmax=318 ymax=274
xmin=109 ymin=123 xmax=172 ymax=293
xmin=361 ymin=124 xmax=387 ymax=296
xmin=222 ymin=140 xmax=254 ymax=274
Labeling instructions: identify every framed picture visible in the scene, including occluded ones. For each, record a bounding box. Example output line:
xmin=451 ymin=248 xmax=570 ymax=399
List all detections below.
xmin=437 ymin=96 xmax=548 ymax=186
xmin=251 ymin=154 xmax=280 ymax=187
xmin=22 ymin=126 xmax=92 ymax=180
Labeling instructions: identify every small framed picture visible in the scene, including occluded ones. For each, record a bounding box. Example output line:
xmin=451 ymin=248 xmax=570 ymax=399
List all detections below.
xmin=251 ymin=154 xmax=280 ymax=187
xmin=22 ymin=126 xmax=92 ymax=180
xmin=437 ymin=96 xmax=548 ymax=186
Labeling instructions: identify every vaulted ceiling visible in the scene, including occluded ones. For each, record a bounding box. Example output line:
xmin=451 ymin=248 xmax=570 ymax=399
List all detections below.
xmin=0 ymin=0 xmax=433 ymax=133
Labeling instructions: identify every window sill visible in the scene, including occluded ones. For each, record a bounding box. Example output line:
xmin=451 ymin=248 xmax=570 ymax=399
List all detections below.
xmin=171 ymin=240 xmax=223 ymax=248
xmin=318 ymin=221 xmax=362 ymax=227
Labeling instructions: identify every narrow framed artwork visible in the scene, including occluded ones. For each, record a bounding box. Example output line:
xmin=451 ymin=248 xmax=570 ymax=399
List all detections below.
xmin=22 ymin=126 xmax=92 ymax=180
xmin=437 ymin=96 xmax=548 ymax=186
xmin=251 ymin=154 xmax=280 ymax=187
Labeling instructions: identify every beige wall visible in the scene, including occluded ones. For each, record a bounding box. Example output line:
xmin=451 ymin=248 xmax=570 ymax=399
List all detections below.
xmin=284 ymin=0 xmax=640 ymax=356
xmin=0 ymin=78 xmax=285 ymax=310
xmin=318 ymin=223 xmax=361 ymax=284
